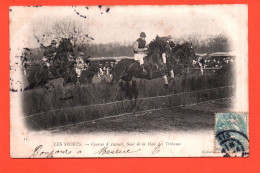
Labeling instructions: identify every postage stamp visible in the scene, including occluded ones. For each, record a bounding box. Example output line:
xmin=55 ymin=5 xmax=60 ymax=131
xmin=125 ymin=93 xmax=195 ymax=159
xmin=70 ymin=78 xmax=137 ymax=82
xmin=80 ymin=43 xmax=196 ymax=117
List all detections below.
xmin=215 ymin=113 xmax=249 ymax=157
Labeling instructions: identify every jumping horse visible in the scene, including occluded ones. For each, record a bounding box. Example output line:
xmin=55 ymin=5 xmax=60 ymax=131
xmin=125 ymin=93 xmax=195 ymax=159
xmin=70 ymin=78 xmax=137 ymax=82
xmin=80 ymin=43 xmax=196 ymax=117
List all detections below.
xmin=111 ymin=36 xmax=196 ymax=110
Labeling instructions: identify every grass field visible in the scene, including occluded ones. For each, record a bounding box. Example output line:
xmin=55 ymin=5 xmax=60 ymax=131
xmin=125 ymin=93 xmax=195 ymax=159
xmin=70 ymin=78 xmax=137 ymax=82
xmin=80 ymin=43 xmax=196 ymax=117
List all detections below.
xmin=50 ymin=97 xmax=233 ymax=133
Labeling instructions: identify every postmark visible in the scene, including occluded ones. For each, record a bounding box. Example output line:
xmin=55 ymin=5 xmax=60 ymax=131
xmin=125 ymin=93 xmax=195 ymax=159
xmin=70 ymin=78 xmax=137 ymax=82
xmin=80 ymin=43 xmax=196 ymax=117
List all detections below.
xmin=215 ymin=113 xmax=249 ymax=157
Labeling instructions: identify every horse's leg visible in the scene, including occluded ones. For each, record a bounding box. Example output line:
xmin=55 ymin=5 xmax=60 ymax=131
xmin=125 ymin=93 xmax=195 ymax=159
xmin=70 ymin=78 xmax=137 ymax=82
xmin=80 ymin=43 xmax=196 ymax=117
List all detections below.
xmin=130 ymin=97 xmax=135 ymax=111
xmin=72 ymin=73 xmax=78 ymax=85
xmin=27 ymin=70 xmax=36 ymax=88
xmin=124 ymin=81 xmax=130 ymax=100
xmin=64 ymin=71 xmax=70 ymax=84
xmin=75 ymin=69 xmax=81 ymax=85
xmin=86 ymin=73 xmax=94 ymax=84
xmin=166 ymin=58 xmax=175 ymax=79
xmin=127 ymin=80 xmax=136 ymax=112
xmin=110 ymin=76 xmax=116 ymax=85
xmin=132 ymin=80 xmax=138 ymax=110
xmin=35 ymin=70 xmax=43 ymax=87
xmin=200 ymin=65 xmax=204 ymax=75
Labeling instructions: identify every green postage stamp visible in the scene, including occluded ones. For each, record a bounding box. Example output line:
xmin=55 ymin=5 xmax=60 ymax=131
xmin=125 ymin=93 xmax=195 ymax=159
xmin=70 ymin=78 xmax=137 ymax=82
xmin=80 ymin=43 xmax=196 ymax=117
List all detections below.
xmin=215 ymin=113 xmax=249 ymax=157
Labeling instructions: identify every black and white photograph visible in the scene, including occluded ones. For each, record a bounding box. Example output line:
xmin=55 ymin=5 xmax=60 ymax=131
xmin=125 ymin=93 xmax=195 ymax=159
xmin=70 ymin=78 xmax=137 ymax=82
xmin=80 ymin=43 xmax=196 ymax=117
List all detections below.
xmin=10 ymin=5 xmax=248 ymax=157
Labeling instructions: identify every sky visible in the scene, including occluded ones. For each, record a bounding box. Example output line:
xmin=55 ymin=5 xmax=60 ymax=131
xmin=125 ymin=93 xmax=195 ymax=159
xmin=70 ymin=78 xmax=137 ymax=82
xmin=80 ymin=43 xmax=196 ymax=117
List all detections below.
xmin=10 ymin=5 xmax=247 ymax=49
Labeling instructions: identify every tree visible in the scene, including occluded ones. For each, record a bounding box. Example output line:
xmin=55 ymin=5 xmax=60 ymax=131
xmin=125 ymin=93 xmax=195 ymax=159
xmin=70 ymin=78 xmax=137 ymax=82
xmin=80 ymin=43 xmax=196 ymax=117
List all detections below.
xmin=33 ymin=19 xmax=91 ymax=51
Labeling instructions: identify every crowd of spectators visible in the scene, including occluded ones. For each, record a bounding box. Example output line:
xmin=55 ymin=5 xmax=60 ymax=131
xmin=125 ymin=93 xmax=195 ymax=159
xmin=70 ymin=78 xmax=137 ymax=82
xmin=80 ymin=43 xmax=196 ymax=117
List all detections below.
xmin=195 ymin=56 xmax=235 ymax=69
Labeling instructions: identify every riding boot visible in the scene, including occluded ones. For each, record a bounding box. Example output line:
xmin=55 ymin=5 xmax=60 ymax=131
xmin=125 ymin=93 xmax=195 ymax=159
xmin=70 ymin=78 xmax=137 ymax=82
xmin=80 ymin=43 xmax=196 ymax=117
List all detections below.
xmin=163 ymin=63 xmax=167 ymax=70
xmin=140 ymin=64 xmax=147 ymax=75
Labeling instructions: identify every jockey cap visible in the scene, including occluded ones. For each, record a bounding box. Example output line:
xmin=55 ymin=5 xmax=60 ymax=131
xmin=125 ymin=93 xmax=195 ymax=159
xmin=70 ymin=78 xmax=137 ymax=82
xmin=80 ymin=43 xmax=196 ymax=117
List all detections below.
xmin=51 ymin=40 xmax=57 ymax=45
xmin=140 ymin=32 xmax=146 ymax=37
xmin=166 ymin=35 xmax=172 ymax=40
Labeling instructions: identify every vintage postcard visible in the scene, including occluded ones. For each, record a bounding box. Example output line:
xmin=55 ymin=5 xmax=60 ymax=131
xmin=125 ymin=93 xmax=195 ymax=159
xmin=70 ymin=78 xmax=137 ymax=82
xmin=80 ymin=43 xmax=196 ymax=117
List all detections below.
xmin=10 ymin=5 xmax=248 ymax=158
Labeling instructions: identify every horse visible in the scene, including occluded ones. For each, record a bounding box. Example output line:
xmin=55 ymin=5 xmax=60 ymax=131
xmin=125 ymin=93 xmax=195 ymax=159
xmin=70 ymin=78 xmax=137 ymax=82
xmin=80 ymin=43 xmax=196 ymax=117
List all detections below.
xmin=111 ymin=37 xmax=196 ymax=110
xmin=111 ymin=36 xmax=178 ymax=85
xmin=62 ymin=60 xmax=99 ymax=85
xmin=52 ymin=38 xmax=74 ymax=78
xmin=25 ymin=38 xmax=74 ymax=89
xmin=110 ymin=36 xmax=174 ymax=110
xmin=25 ymin=62 xmax=49 ymax=89
xmin=167 ymin=42 xmax=196 ymax=76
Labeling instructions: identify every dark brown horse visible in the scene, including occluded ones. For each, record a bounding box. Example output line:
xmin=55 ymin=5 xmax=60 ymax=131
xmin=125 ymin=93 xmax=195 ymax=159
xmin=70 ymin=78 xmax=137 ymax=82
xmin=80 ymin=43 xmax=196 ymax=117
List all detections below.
xmin=111 ymin=36 xmax=172 ymax=85
xmin=167 ymin=42 xmax=196 ymax=76
xmin=110 ymin=36 xmax=172 ymax=110
xmin=25 ymin=38 xmax=74 ymax=89
xmin=111 ymin=38 xmax=196 ymax=110
xmin=79 ymin=61 xmax=99 ymax=84
xmin=52 ymin=38 xmax=74 ymax=78
xmin=111 ymin=41 xmax=196 ymax=83
xmin=62 ymin=60 xmax=99 ymax=85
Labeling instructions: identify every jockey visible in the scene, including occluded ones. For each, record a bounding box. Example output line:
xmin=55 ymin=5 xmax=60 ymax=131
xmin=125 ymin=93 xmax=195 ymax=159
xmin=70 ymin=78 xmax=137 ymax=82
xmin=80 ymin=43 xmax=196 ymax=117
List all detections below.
xmin=43 ymin=40 xmax=57 ymax=67
xmin=98 ymin=64 xmax=104 ymax=78
xmin=21 ymin=48 xmax=30 ymax=76
xmin=198 ymin=56 xmax=205 ymax=75
xmin=163 ymin=35 xmax=175 ymax=79
xmin=133 ymin=32 xmax=148 ymax=74
xmin=75 ymin=52 xmax=86 ymax=79
xmin=162 ymin=35 xmax=173 ymax=68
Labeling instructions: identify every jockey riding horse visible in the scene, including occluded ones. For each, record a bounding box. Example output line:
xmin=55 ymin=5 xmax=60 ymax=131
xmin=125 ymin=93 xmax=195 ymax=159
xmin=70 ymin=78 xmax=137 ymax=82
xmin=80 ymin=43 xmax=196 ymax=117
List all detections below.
xmin=133 ymin=32 xmax=149 ymax=75
xmin=25 ymin=38 xmax=74 ymax=88
xmin=52 ymin=38 xmax=74 ymax=78
xmin=111 ymin=35 xmax=174 ymax=86
xmin=111 ymin=34 xmax=176 ymax=110
xmin=111 ymin=35 xmax=196 ymax=86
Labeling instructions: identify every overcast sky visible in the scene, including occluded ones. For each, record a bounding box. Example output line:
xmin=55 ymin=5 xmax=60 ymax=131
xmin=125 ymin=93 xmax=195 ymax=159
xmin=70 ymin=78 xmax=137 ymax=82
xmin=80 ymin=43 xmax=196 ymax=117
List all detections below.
xmin=10 ymin=5 xmax=247 ymax=49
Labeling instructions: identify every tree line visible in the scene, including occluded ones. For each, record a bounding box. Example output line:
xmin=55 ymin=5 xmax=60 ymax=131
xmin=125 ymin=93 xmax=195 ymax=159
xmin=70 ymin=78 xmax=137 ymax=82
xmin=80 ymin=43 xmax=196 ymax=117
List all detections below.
xmin=77 ymin=34 xmax=231 ymax=57
xmin=27 ymin=34 xmax=231 ymax=61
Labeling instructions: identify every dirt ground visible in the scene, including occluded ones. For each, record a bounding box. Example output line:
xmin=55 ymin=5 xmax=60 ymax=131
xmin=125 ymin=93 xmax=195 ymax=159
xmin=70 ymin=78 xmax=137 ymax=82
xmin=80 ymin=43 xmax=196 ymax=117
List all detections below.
xmin=51 ymin=97 xmax=233 ymax=134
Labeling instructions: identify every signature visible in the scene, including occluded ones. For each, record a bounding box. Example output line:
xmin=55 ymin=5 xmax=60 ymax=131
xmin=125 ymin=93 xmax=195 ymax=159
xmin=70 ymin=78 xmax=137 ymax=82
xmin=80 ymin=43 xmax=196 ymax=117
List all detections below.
xmin=29 ymin=145 xmax=72 ymax=158
xmin=94 ymin=146 xmax=141 ymax=155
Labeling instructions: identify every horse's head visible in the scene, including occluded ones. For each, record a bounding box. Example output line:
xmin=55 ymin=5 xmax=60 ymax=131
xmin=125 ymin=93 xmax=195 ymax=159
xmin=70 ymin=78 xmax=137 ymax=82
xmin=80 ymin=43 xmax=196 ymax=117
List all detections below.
xmin=182 ymin=42 xmax=196 ymax=60
xmin=57 ymin=38 xmax=74 ymax=54
xmin=168 ymin=41 xmax=176 ymax=48
xmin=148 ymin=36 xmax=171 ymax=55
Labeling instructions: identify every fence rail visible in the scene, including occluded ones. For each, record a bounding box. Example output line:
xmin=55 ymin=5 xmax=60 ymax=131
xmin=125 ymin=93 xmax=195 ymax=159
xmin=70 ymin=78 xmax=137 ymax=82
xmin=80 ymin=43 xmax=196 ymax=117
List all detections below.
xmin=24 ymin=85 xmax=234 ymax=130
xmin=192 ymin=67 xmax=221 ymax=70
